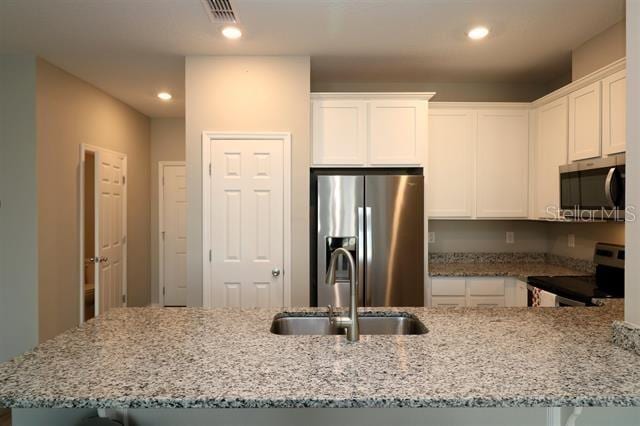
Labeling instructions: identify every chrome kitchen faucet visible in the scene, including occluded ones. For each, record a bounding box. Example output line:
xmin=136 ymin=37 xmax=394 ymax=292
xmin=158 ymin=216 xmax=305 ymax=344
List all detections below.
xmin=325 ymin=247 xmax=360 ymax=342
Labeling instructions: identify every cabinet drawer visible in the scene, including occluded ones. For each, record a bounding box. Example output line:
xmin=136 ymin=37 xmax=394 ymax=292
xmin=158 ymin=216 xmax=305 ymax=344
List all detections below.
xmin=431 ymin=278 xmax=466 ymax=296
xmin=468 ymin=278 xmax=505 ymax=296
xmin=469 ymin=296 xmax=505 ymax=308
xmin=432 ymin=296 xmax=466 ymax=308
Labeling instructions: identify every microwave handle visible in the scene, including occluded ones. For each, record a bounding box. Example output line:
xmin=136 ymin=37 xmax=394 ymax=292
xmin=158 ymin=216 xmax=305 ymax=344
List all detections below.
xmin=604 ymin=167 xmax=616 ymax=206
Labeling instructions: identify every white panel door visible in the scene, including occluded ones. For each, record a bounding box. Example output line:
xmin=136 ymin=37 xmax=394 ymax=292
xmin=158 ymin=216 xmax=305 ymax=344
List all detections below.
xmin=368 ymin=100 xmax=426 ymax=165
xmin=211 ymin=140 xmax=284 ymax=308
xmin=602 ymin=69 xmax=626 ymax=155
xmin=569 ymin=81 xmax=602 ymax=161
xmin=534 ymin=97 xmax=568 ymax=219
xmin=427 ymin=109 xmax=475 ymax=217
xmin=161 ymin=164 xmax=187 ymax=306
xmin=97 ymin=150 xmax=126 ymax=314
xmin=476 ymin=110 xmax=529 ymax=218
xmin=312 ymin=99 xmax=367 ymax=165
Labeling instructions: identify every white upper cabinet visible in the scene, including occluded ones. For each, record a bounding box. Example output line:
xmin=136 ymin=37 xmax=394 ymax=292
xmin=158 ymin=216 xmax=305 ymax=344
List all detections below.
xmin=602 ymin=69 xmax=627 ymax=155
xmin=476 ymin=110 xmax=529 ymax=218
xmin=368 ymin=100 xmax=426 ymax=165
xmin=312 ymin=99 xmax=367 ymax=165
xmin=568 ymin=81 xmax=602 ymax=161
xmin=427 ymin=109 xmax=475 ymax=218
xmin=534 ymin=97 xmax=568 ymax=219
xmin=311 ymin=94 xmax=432 ymax=167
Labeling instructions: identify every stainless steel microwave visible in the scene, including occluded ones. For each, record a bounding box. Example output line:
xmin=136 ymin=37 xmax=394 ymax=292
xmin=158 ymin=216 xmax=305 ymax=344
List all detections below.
xmin=559 ymin=154 xmax=625 ymax=220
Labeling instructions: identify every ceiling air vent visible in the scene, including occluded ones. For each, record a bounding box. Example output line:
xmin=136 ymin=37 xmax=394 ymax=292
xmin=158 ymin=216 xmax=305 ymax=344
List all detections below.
xmin=201 ymin=0 xmax=238 ymax=24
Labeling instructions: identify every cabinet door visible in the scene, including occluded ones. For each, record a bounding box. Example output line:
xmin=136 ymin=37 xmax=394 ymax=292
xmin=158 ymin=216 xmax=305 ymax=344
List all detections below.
xmin=505 ymin=279 xmax=528 ymax=307
xmin=467 ymin=278 xmax=505 ymax=296
xmin=602 ymin=70 xmax=626 ymax=155
xmin=534 ymin=97 xmax=568 ymax=219
xmin=476 ymin=110 xmax=529 ymax=218
xmin=568 ymin=81 xmax=601 ymax=161
xmin=431 ymin=278 xmax=467 ymax=296
xmin=312 ymin=99 xmax=367 ymax=165
xmin=368 ymin=100 xmax=426 ymax=165
xmin=515 ymin=280 xmax=528 ymax=307
xmin=427 ymin=109 xmax=475 ymax=217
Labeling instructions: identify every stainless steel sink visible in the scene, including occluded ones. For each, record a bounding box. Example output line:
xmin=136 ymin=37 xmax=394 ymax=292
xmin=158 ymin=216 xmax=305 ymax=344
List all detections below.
xmin=270 ymin=312 xmax=428 ymax=336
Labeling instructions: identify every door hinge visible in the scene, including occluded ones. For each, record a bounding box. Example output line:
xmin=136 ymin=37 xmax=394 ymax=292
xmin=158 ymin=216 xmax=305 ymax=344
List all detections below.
xmin=209 ymin=163 xmax=212 ymax=176
xmin=162 ymin=176 xmax=165 ymax=186
xmin=163 ymin=287 xmax=166 ymax=296
xmin=209 ymin=249 xmax=212 ymax=262
xmin=161 ymin=231 xmax=165 ymax=241
xmin=122 ymin=176 xmax=126 ymax=185
xmin=122 ymin=294 xmax=127 ymax=304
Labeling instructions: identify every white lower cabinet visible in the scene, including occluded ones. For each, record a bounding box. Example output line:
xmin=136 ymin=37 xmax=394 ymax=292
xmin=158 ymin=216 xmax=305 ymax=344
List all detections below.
xmin=469 ymin=296 xmax=506 ymax=308
xmin=431 ymin=296 xmax=467 ymax=308
xmin=430 ymin=277 xmax=528 ymax=307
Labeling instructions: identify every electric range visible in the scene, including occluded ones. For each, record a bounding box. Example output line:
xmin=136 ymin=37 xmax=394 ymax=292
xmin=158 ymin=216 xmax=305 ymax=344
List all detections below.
xmin=527 ymin=243 xmax=624 ymax=306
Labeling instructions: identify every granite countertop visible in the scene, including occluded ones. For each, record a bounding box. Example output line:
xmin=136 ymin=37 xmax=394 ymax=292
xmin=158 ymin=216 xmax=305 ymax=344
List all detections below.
xmin=1 ymin=302 xmax=639 ymax=409
xmin=428 ymin=253 xmax=591 ymax=279
xmin=428 ymin=262 xmax=585 ymax=279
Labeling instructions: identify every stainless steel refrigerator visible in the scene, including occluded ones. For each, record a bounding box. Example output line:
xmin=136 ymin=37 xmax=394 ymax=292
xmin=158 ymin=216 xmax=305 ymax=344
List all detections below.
xmin=313 ymin=173 xmax=424 ymax=307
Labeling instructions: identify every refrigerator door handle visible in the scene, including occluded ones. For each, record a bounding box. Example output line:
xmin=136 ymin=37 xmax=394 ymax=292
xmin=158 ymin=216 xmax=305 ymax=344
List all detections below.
xmin=357 ymin=207 xmax=365 ymax=306
xmin=365 ymin=206 xmax=373 ymax=306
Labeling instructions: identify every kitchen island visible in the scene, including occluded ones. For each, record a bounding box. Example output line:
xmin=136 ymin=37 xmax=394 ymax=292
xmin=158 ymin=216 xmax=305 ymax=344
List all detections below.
xmin=1 ymin=303 xmax=639 ymax=425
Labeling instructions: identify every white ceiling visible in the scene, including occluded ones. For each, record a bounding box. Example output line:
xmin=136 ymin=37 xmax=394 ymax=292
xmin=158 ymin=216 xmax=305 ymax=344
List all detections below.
xmin=0 ymin=0 xmax=625 ymax=118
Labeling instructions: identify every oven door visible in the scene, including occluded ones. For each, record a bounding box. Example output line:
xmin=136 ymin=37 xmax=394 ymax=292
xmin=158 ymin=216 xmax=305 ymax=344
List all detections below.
xmin=527 ymin=284 xmax=586 ymax=307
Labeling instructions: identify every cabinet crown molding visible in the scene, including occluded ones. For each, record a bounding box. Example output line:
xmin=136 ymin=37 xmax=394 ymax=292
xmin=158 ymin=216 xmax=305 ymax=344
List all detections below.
xmin=311 ymin=92 xmax=435 ymax=100
xmin=430 ymin=102 xmax=530 ymax=110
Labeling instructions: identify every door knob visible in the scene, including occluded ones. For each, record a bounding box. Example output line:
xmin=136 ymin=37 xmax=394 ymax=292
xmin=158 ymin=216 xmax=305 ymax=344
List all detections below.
xmin=99 ymin=257 xmax=109 ymax=263
xmin=272 ymin=267 xmax=281 ymax=277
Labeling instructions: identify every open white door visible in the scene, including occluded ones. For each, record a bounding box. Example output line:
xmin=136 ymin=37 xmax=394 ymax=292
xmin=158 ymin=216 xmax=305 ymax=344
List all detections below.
xmin=96 ymin=149 xmax=127 ymax=314
xmin=160 ymin=162 xmax=187 ymax=306
xmin=204 ymin=134 xmax=291 ymax=308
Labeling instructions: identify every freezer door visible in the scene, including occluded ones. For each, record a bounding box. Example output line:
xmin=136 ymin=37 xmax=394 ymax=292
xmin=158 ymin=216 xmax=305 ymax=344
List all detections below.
xmin=365 ymin=175 xmax=424 ymax=306
xmin=317 ymin=176 xmax=365 ymax=308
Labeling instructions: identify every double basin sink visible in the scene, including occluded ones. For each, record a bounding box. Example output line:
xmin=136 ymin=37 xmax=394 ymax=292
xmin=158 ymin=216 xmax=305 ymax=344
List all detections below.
xmin=270 ymin=312 xmax=428 ymax=336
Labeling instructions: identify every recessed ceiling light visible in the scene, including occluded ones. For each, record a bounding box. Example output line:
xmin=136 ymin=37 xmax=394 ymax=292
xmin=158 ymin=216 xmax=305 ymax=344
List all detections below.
xmin=467 ymin=26 xmax=490 ymax=40
xmin=157 ymin=92 xmax=172 ymax=101
xmin=222 ymin=26 xmax=242 ymax=39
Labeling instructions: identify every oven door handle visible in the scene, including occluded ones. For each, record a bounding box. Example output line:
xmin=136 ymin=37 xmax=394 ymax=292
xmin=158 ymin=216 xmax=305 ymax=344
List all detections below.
xmin=604 ymin=167 xmax=616 ymax=207
xmin=556 ymin=295 xmax=587 ymax=307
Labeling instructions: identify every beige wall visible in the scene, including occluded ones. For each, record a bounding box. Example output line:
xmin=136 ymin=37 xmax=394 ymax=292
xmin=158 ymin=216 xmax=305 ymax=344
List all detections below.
xmin=547 ymin=221 xmax=625 ymax=260
xmin=186 ymin=56 xmax=311 ymax=307
xmin=150 ymin=117 xmax=185 ymax=305
xmin=428 ymin=220 xmax=549 ymax=253
xmin=36 ymin=59 xmax=151 ymax=342
xmin=572 ymin=20 xmax=626 ymax=81
xmin=0 ymin=55 xmax=39 ymax=361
